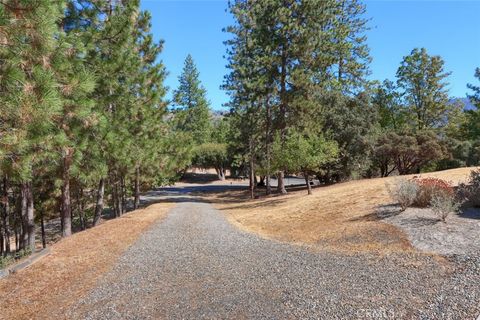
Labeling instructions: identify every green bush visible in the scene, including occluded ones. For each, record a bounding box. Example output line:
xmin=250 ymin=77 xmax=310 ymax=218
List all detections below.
xmin=0 ymin=248 xmax=32 ymax=269
xmin=15 ymin=248 xmax=32 ymax=260
xmin=0 ymin=255 xmax=13 ymax=269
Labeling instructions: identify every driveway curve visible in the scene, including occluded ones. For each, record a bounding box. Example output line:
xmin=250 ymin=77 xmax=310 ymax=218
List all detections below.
xmin=69 ymin=189 xmax=480 ymax=319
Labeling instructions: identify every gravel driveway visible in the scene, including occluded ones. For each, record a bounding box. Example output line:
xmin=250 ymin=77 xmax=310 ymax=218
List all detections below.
xmin=69 ymin=188 xmax=480 ymax=319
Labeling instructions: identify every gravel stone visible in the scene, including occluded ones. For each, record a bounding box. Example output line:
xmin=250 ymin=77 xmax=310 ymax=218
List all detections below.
xmin=383 ymin=205 xmax=480 ymax=256
xmin=68 ymin=188 xmax=480 ymax=319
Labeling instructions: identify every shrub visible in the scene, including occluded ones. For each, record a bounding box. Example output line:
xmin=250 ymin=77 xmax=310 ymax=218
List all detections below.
xmin=14 ymin=248 xmax=32 ymax=259
xmin=0 ymin=255 xmax=13 ymax=269
xmin=457 ymin=169 xmax=480 ymax=207
xmin=0 ymin=248 xmax=32 ymax=269
xmin=431 ymin=192 xmax=460 ymax=222
xmin=387 ymin=178 xmax=418 ymax=211
xmin=411 ymin=177 xmax=454 ymax=207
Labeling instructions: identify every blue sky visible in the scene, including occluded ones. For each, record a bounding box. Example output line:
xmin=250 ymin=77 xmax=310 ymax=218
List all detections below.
xmin=140 ymin=0 xmax=480 ymax=110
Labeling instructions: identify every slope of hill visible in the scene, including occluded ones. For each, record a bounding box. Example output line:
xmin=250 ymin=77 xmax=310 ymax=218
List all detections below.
xmin=210 ymin=167 xmax=477 ymax=253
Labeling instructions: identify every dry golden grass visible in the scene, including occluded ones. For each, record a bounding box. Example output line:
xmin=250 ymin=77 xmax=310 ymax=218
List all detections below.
xmin=0 ymin=202 xmax=174 ymax=320
xmin=209 ymin=167 xmax=476 ymax=254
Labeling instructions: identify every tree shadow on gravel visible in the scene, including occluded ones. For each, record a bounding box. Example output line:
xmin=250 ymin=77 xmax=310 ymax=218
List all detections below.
xmin=458 ymin=207 xmax=480 ymax=220
xmin=139 ymin=184 xmax=249 ymax=207
xmin=397 ymin=216 xmax=440 ymax=227
xmin=141 ymin=196 xmax=208 ymax=206
xmin=351 ymin=205 xmax=441 ymax=227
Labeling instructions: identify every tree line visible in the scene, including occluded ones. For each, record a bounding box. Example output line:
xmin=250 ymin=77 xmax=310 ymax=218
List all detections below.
xmin=0 ymin=0 xmax=191 ymax=255
xmin=219 ymin=0 xmax=480 ymax=197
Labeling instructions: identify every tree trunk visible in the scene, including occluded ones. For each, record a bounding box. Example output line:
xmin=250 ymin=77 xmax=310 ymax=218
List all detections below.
xmin=14 ymin=194 xmax=20 ymax=251
xmin=120 ymin=175 xmax=126 ymax=214
xmin=113 ymin=182 xmax=119 ymax=218
xmin=216 ymin=167 xmax=226 ymax=181
xmin=110 ymin=172 xmax=121 ymax=218
xmin=112 ymin=179 xmax=118 ymax=218
xmin=304 ymin=172 xmax=312 ymax=195
xmin=277 ymin=171 xmax=287 ymax=194
xmin=77 ymin=187 xmax=86 ymax=230
xmin=93 ymin=178 xmax=105 ymax=226
xmin=249 ymin=161 xmax=255 ymax=200
xmin=2 ymin=176 xmax=10 ymax=254
xmin=20 ymin=183 xmax=28 ymax=250
xmin=61 ymin=149 xmax=73 ymax=237
xmin=257 ymin=176 xmax=265 ymax=187
xmin=265 ymin=96 xmax=272 ymax=195
xmin=265 ymin=175 xmax=271 ymax=195
xmin=0 ymin=229 xmax=3 ymax=256
xmin=114 ymin=176 xmax=123 ymax=217
xmin=40 ymin=210 xmax=46 ymax=249
xmin=249 ymin=137 xmax=256 ymax=199
xmin=134 ymin=167 xmax=140 ymax=210
xmin=277 ymin=48 xmax=288 ymax=196
xmin=14 ymin=226 xmax=18 ymax=252
xmin=23 ymin=182 xmax=35 ymax=251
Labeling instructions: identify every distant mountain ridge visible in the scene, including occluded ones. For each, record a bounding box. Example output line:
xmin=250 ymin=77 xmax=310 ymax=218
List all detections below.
xmin=450 ymin=97 xmax=476 ymax=110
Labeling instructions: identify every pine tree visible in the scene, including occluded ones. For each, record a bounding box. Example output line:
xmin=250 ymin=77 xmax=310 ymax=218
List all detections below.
xmin=173 ymin=55 xmax=212 ymax=144
xmin=463 ymin=68 xmax=480 ymax=144
xmin=225 ymin=0 xmax=371 ymax=192
xmin=0 ymin=0 xmax=176 ymax=249
xmin=72 ymin=0 xmax=143 ymax=218
xmin=0 ymin=0 xmax=64 ymax=250
xmin=333 ymin=0 xmax=371 ymax=93
xmin=396 ymin=48 xmax=452 ymax=131
xmin=54 ymin=20 xmax=96 ymax=236
xmin=60 ymin=0 xmax=171 ymax=225
xmin=468 ymin=68 xmax=480 ymax=108
xmin=128 ymin=9 xmax=168 ymax=209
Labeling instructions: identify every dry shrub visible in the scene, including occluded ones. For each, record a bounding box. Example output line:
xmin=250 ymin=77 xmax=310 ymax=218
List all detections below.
xmin=412 ymin=177 xmax=454 ymax=207
xmin=457 ymin=169 xmax=480 ymax=207
xmin=387 ymin=178 xmax=418 ymax=211
xmin=431 ymin=192 xmax=460 ymax=222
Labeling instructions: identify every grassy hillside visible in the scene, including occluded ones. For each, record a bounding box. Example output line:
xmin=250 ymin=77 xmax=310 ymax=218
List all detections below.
xmin=210 ymin=167 xmax=477 ymax=253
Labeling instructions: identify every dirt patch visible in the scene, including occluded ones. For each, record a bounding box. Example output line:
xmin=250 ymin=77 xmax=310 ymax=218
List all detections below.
xmin=208 ymin=168 xmax=475 ymax=254
xmin=0 ymin=202 xmax=174 ymax=320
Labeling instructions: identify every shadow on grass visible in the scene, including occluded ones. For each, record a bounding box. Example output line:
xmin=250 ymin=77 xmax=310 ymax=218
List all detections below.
xmin=349 ymin=204 xmax=403 ymax=222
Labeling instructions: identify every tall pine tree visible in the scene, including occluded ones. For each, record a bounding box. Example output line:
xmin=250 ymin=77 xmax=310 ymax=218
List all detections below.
xmin=0 ymin=0 xmax=64 ymax=249
xmin=396 ymin=48 xmax=453 ymax=131
xmin=173 ymin=55 xmax=212 ymax=145
xmin=225 ymin=0 xmax=371 ymax=193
